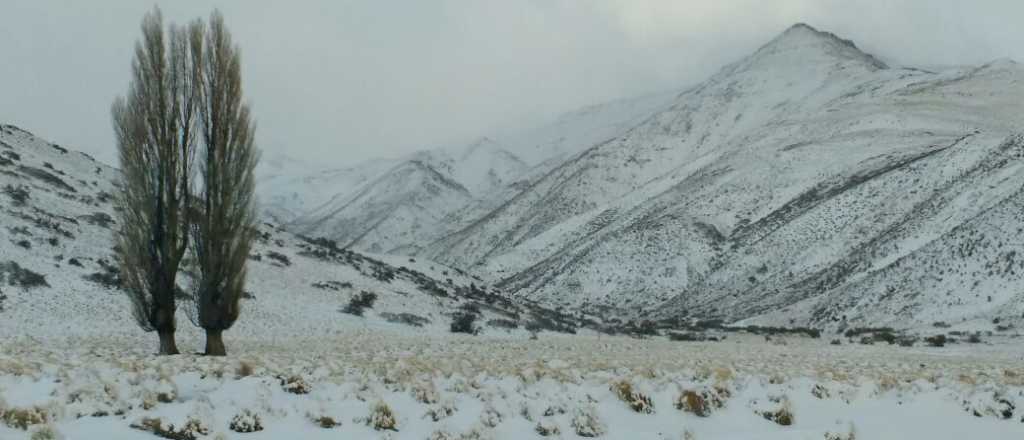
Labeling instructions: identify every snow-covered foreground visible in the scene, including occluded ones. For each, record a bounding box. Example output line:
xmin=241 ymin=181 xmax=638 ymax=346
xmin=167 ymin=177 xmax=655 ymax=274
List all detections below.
xmin=2 ymin=333 xmax=1023 ymax=439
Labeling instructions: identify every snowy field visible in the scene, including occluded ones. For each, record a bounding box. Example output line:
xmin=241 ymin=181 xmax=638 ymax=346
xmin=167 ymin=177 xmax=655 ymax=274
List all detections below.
xmin=2 ymin=332 xmax=1023 ymax=439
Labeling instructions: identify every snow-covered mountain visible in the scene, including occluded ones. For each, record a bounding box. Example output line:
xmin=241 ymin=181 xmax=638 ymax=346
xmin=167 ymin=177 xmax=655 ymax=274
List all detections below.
xmin=417 ymin=23 xmax=1024 ymax=328
xmin=0 ymin=124 xmax=584 ymax=341
xmin=260 ymin=89 xmax=677 ymax=254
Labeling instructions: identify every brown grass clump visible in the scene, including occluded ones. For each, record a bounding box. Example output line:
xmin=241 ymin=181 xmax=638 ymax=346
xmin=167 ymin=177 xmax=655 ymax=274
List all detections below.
xmin=676 ymin=386 xmax=729 ymax=417
xmin=29 ymin=424 xmax=62 ymax=440
xmin=2 ymin=406 xmax=49 ymax=430
xmin=280 ymin=375 xmax=311 ymax=394
xmin=235 ymin=361 xmax=255 ymax=378
xmin=308 ymin=413 xmax=341 ymax=428
xmin=368 ymin=401 xmax=398 ymax=431
xmin=611 ymin=379 xmax=654 ymax=414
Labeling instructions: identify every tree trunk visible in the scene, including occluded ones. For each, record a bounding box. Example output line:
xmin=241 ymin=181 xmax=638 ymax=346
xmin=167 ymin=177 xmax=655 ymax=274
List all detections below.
xmin=157 ymin=330 xmax=180 ymax=355
xmin=204 ymin=329 xmax=226 ymax=356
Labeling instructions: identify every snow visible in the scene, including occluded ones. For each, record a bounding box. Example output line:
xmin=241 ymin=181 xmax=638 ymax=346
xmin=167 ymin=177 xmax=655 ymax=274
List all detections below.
xmin=2 ymin=334 xmax=1024 ymax=439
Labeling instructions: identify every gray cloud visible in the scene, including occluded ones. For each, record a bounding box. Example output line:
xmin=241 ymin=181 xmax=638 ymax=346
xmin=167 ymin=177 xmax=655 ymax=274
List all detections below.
xmin=2 ymin=0 xmax=1022 ymax=166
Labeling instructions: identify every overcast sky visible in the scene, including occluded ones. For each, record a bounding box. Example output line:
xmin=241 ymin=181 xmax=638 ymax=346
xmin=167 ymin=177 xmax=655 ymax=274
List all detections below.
xmin=3 ymin=1 xmax=1023 ymax=167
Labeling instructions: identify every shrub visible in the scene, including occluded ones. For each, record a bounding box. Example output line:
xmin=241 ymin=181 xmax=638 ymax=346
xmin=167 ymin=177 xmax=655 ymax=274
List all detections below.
xmin=80 ymin=212 xmax=115 ymax=228
xmin=309 ymin=414 xmax=340 ymax=428
xmin=83 ymin=270 xmax=120 ymax=289
xmin=229 ymin=410 xmax=263 ymax=433
xmin=2 ymin=406 xmax=48 ymax=430
xmin=29 ymin=425 xmax=62 ymax=440
xmin=129 ymin=417 xmax=208 ymax=440
xmin=380 ymin=312 xmax=431 ymax=327
xmin=311 ymin=280 xmax=352 ymax=291
xmin=16 ymin=165 xmax=76 ymax=193
xmin=675 ymin=386 xmax=730 ymax=417
xmin=2 ymin=184 xmax=29 ymax=206
xmin=280 ymin=376 xmax=311 ymax=395
xmin=759 ymin=403 xmax=794 ymax=426
xmin=535 ymin=419 xmax=561 ymax=436
xmin=343 ymin=291 xmax=378 ymax=317
xmin=367 ymin=401 xmax=397 ymax=431
xmin=487 ymin=318 xmax=519 ymax=330
xmin=925 ymin=334 xmax=947 ymax=347
xmin=967 ymin=333 xmax=982 ymax=344
xmin=235 ymin=361 xmax=255 ymax=378
xmin=611 ymin=379 xmax=654 ymax=414
xmin=0 ymin=261 xmax=49 ymax=289
xmin=265 ymin=251 xmax=291 ymax=267
xmin=571 ymin=407 xmax=606 ymax=437
xmin=450 ymin=304 xmax=480 ymax=335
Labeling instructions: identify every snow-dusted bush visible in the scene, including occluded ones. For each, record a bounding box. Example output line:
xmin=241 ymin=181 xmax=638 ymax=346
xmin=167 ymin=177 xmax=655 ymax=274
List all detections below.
xmin=229 ymin=410 xmax=264 ymax=433
xmin=1 ymin=406 xmax=49 ymax=430
xmin=0 ymin=261 xmax=49 ymax=289
xmin=535 ymin=419 xmax=561 ymax=436
xmin=412 ymin=379 xmax=440 ymax=404
xmin=478 ymin=404 xmax=503 ymax=428
xmin=142 ymin=378 xmax=178 ymax=410
xmin=130 ymin=416 xmax=209 ymax=440
xmin=571 ymin=406 xmax=606 ymax=437
xmin=280 ymin=375 xmax=311 ymax=394
xmin=451 ymin=304 xmax=480 ymax=335
xmin=423 ymin=399 xmax=456 ymax=422
xmin=752 ymin=396 xmax=794 ymax=426
xmin=308 ymin=413 xmax=341 ymax=428
xmin=343 ymin=291 xmax=378 ymax=317
xmin=824 ymin=424 xmax=856 ymax=440
xmin=611 ymin=379 xmax=654 ymax=414
xmin=380 ymin=311 xmax=431 ymax=327
xmin=675 ymin=386 xmax=730 ymax=417
xmin=29 ymin=424 xmax=64 ymax=440
xmin=367 ymin=401 xmax=398 ymax=431
xmin=925 ymin=334 xmax=947 ymax=347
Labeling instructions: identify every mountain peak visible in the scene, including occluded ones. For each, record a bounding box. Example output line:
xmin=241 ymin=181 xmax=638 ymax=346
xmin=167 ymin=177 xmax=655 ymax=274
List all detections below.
xmin=747 ymin=23 xmax=888 ymax=71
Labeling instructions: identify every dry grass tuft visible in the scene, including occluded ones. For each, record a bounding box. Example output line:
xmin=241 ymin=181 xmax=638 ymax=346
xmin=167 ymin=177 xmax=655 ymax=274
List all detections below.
xmin=368 ymin=401 xmax=398 ymax=431
xmin=280 ymin=375 xmax=311 ymax=394
xmin=1 ymin=406 xmax=49 ymax=430
xmin=611 ymin=379 xmax=654 ymax=414
xmin=309 ymin=414 xmax=341 ymax=429
xmin=235 ymin=361 xmax=255 ymax=378
xmin=29 ymin=424 xmax=63 ymax=440
xmin=675 ymin=386 xmax=729 ymax=417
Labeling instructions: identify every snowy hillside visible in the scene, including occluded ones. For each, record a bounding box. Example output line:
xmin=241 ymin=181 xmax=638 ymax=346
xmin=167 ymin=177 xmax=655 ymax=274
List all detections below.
xmin=419 ymin=24 xmax=1024 ymax=329
xmin=258 ymin=89 xmax=678 ymax=255
xmin=0 ymin=124 xmax=584 ymax=344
